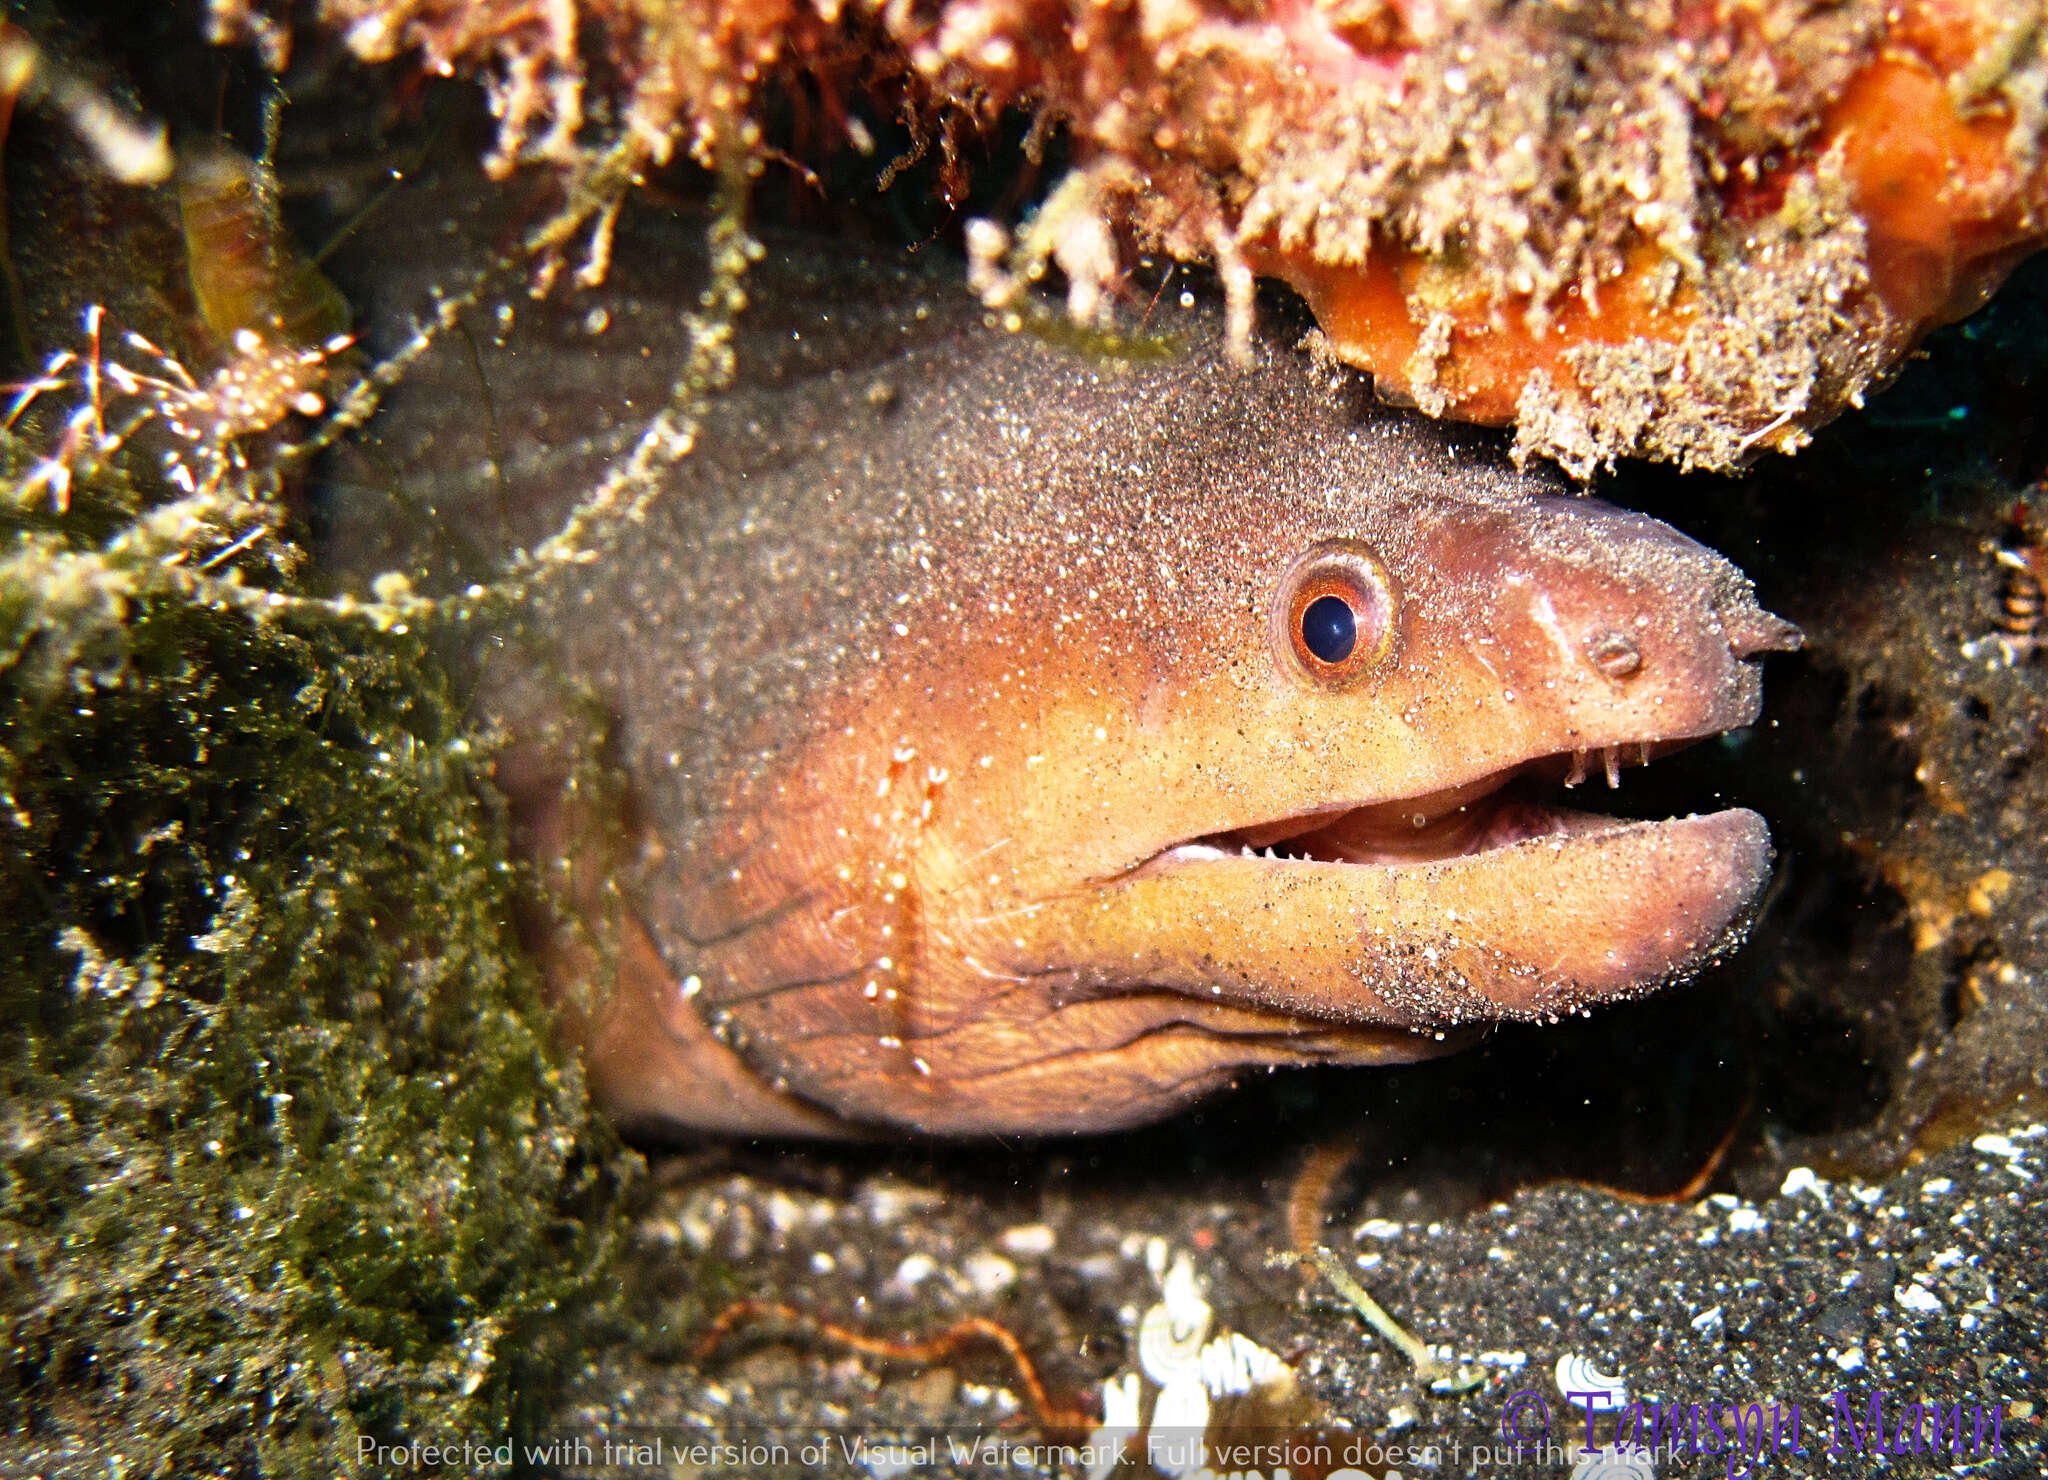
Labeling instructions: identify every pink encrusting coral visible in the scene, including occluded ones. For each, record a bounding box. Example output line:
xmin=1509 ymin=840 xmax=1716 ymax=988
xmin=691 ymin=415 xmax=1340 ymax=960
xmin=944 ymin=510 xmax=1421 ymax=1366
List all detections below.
xmin=210 ymin=0 xmax=2048 ymax=475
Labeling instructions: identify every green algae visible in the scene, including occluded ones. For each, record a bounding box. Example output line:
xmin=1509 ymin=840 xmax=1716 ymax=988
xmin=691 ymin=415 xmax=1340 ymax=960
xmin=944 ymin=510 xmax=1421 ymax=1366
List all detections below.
xmin=0 ymin=441 xmax=638 ymax=1476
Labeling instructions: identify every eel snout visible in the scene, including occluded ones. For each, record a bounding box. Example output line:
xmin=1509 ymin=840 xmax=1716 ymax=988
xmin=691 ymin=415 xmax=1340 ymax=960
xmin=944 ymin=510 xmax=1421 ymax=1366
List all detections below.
xmin=1453 ymin=494 xmax=1802 ymax=756
xmin=1025 ymin=496 xmax=1800 ymax=1044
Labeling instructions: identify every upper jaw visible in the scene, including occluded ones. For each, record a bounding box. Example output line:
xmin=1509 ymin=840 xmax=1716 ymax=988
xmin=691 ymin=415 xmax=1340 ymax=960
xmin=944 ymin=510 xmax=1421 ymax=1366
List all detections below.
xmin=1130 ymin=728 xmax=1732 ymax=880
xmin=1131 ymin=585 xmax=1800 ymax=878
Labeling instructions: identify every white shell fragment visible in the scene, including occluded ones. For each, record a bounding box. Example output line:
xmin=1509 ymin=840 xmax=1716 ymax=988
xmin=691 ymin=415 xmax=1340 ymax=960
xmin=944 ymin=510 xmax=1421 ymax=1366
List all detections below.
xmin=997 ymin=1222 xmax=1057 ymax=1256
xmin=1098 ymin=1245 xmax=1306 ymax=1480
xmin=1554 ymin=1351 xmax=1628 ymax=1410
xmin=1197 ymin=1331 xmax=1289 ymax=1397
xmin=1894 ymin=1282 xmax=1944 ymax=1314
xmin=1085 ymin=1373 xmax=1142 ymax=1480
xmin=1779 ymin=1166 xmax=1830 ymax=1205
xmin=1568 ymin=1442 xmax=1657 ymax=1479
xmin=1146 ymin=1372 xmax=1211 ymax=1479
xmin=1137 ymin=1251 xmax=1212 ymax=1384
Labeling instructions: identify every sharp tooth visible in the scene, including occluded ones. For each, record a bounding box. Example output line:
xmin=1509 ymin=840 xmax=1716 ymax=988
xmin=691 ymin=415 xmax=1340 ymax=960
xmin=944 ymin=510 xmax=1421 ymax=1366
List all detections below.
xmin=1637 ymin=740 xmax=1651 ymax=767
xmin=1241 ymin=843 xmax=1255 ymax=858
xmin=1604 ymin=745 xmax=1622 ymax=789
xmin=1565 ymin=749 xmax=1587 ymax=788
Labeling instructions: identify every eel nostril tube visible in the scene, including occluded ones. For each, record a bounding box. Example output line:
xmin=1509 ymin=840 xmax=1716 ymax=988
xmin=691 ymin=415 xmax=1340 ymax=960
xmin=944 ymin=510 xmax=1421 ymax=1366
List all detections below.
xmin=1722 ymin=605 xmax=1803 ymax=659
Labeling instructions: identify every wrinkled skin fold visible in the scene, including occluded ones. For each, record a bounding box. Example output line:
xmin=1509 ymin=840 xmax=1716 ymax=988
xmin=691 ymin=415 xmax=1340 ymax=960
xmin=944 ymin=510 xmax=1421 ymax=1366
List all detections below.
xmin=320 ymin=197 xmax=1799 ymax=1136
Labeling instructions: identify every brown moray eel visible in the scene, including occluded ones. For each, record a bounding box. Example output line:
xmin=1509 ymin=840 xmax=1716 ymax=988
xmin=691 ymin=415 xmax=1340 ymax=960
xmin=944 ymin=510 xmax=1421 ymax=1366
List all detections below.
xmin=320 ymin=194 xmax=1799 ymax=1137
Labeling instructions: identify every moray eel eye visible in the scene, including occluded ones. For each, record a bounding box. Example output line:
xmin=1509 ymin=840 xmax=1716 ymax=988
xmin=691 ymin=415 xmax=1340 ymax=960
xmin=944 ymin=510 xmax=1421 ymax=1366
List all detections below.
xmin=1302 ymin=595 xmax=1355 ymax=662
xmin=1273 ymin=539 xmax=1399 ymax=684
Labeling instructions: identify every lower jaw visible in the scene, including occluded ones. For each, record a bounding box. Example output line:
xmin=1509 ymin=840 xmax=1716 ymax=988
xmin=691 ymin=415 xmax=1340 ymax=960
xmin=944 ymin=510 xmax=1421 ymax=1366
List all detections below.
xmin=1073 ymin=807 xmax=1775 ymax=1027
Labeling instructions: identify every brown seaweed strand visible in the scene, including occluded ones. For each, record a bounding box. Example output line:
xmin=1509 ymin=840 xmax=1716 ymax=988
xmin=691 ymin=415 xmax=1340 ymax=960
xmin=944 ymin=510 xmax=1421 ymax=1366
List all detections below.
xmin=693 ymin=1299 xmax=1097 ymax=1434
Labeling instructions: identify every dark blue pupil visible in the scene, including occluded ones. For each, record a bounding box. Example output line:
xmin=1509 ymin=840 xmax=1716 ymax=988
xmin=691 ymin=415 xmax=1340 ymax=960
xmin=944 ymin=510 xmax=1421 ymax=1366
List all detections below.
xmin=1301 ymin=595 xmax=1357 ymax=664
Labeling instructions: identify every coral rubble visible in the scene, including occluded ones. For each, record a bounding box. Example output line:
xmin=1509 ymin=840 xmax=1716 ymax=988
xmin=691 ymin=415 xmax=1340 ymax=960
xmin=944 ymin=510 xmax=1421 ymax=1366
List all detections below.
xmin=211 ymin=0 xmax=2048 ymax=474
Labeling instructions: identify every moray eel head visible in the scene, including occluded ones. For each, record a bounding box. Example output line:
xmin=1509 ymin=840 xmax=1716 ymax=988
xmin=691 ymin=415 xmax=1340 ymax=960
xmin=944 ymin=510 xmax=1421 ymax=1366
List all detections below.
xmin=1089 ymin=493 xmax=1796 ymax=1022
xmin=574 ymin=441 xmax=1797 ymax=1138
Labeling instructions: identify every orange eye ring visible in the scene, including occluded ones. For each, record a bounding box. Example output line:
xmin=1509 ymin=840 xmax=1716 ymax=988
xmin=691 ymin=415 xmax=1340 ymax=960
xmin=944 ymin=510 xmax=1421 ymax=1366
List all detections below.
xmin=1269 ymin=539 xmax=1401 ymax=685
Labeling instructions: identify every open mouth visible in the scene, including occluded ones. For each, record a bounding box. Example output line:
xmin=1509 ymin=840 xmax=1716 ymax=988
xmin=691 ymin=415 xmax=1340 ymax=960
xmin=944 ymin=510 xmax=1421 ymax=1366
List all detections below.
xmin=1073 ymin=729 xmax=1775 ymax=1025
xmin=1140 ymin=739 xmax=1715 ymax=874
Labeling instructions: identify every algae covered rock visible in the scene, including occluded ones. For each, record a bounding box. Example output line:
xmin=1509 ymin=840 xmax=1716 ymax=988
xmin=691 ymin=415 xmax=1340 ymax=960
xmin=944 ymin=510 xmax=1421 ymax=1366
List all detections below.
xmin=0 ymin=222 xmax=631 ymax=1480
